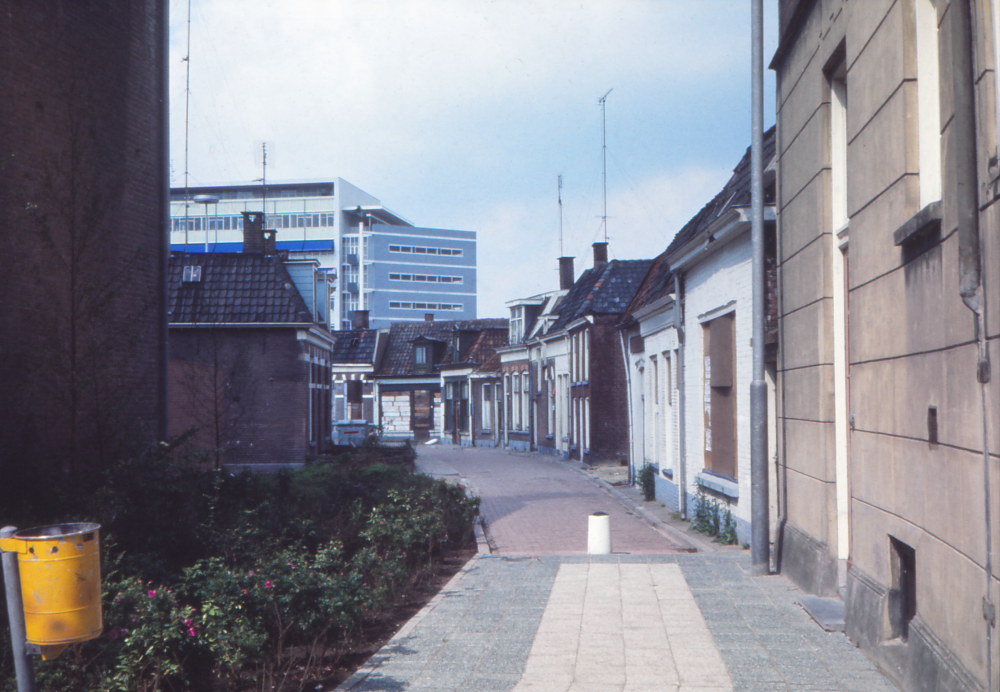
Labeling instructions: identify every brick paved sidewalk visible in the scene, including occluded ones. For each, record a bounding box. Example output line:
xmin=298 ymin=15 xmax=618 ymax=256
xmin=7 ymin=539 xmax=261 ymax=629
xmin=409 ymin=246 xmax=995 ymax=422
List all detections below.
xmin=337 ymin=553 xmax=899 ymax=692
xmin=416 ymin=444 xmax=689 ymax=555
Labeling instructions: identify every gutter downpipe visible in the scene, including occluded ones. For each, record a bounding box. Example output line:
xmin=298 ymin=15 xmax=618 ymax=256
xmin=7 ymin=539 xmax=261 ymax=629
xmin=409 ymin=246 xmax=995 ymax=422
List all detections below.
xmin=952 ymin=1 xmax=994 ymax=688
xmin=619 ymin=328 xmax=635 ymax=486
xmin=158 ymin=0 xmax=170 ymax=442
xmin=750 ymin=0 xmax=770 ymax=576
xmin=674 ymin=273 xmax=687 ymax=520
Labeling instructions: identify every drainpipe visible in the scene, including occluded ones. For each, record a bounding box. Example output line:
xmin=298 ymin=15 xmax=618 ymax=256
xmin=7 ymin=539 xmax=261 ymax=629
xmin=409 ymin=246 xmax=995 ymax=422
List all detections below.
xmin=952 ymin=1 xmax=994 ymax=688
xmin=674 ymin=272 xmax=687 ymax=520
xmin=158 ymin=0 xmax=170 ymax=442
xmin=619 ymin=329 xmax=635 ymax=485
xmin=750 ymin=0 xmax=770 ymax=575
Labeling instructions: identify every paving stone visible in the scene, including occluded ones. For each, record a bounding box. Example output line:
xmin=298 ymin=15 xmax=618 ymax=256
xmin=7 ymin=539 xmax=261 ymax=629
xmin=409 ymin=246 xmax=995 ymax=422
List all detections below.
xmin=336 ymin=447 xmax=900 ymax=692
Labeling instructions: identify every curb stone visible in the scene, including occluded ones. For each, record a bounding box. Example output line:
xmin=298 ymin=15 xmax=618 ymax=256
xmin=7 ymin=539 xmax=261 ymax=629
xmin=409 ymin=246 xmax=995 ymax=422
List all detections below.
xmin=334 ymin=553 xmax=483 ymax=691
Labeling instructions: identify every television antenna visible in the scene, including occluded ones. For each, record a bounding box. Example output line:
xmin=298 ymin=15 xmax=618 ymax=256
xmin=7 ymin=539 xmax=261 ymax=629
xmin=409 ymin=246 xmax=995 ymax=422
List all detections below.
xmin=182 ymin=0 xmax=192 ymax=247
xmin=598 ymin=88 xmax=613 ymax=243
xmin=558 ymin=174 xmax=564 ymax=256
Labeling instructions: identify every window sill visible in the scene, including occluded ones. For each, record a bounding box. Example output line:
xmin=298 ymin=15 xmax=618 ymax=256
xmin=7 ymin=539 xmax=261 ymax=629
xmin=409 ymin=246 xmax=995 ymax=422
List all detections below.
xmin=545 ymin=434 xmax=554 ymax=440
xmin=893 ymin=201 xmax=941 ymax=246
xmin=696 ymin=472 xmax=739 ymax=499
xmin=570 ymin=444 xmax=577 ymax=451
xmin=661 ymin=468 xmax=673 ymax=479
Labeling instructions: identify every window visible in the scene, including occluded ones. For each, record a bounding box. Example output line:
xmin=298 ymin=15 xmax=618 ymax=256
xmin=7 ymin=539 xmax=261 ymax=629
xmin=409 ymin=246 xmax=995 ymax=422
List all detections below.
xmin=388 ymin=244 xmax=462 ymax=256
xmin=513 ymin=374 xmax=521 ymax=431
xmin=915 ymin=0 xmax=942 ymax=206
xmin=415 ymin=346 xmax=428 ymax=365
xmin=829 ymin=59 xmax=848 ymax=232
xmin=522 ymin=370 xmax=530 ymax=433
xmin=583 ymin=330 xmax=589 ymax=380
xmin=703 ymin=313 xmax=736 ymax=479
xmin=584 ymin=398 xmax=590 ymax=450
xmin=510 ymin=306 xmax=524 ymax=344
xmin=482 ymin=384 xmax=492 ymax=430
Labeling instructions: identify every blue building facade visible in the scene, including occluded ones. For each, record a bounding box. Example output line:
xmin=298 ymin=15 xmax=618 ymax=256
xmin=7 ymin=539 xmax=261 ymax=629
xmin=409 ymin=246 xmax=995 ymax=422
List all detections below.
xmin=169 ymin=179 xmax=477 ymax=330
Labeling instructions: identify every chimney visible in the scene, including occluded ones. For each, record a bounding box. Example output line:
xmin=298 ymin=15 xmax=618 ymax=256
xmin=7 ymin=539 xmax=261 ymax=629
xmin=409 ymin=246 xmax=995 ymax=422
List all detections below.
xmin=352 ymin=309 xmax=369 ymax=329
xmin=241 ymin=211 xmax=265 ymax=254
xmin=558 ymin=256 xmax=575 ymax=290
xmin=592 ymin=242 xmax=608 ymax=268
xmin=424 ymin=313 xmax=434 ymax=322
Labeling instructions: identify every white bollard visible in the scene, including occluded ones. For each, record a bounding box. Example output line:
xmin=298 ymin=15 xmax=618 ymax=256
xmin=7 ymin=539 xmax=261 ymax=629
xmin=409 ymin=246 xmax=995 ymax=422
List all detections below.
xmin=587 ymin=512 xmax=611 ymax=554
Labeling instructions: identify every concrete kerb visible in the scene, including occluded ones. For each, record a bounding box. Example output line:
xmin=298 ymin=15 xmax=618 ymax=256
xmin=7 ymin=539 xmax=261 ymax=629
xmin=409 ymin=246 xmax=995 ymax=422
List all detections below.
xmin=334 ymin=552 xmax=484 ymax=692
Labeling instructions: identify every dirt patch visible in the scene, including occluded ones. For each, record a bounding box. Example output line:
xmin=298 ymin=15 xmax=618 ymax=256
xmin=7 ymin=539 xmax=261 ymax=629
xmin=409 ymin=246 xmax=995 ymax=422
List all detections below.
xmin=309 ymin=546 xmax=477 ymax=690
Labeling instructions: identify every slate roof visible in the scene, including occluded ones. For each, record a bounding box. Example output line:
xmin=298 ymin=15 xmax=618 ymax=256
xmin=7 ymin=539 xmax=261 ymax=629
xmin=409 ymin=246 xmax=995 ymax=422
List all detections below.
xmin=168 ymin=253 xmax=313 ymax=325
xmin=377 ymin=318 xmax=508 ymax=377
xmin=622 ymin=126 xmax=777 ymax=323
xmin=663 ymin=125 xmax=776 ymax=258
xmin=547 ymin=259 xmax=654 ymax=333
xmin=620 ymin=250 xmax=673 ymax=328
xmin=330 ymin=329 xmax=379 ymax=364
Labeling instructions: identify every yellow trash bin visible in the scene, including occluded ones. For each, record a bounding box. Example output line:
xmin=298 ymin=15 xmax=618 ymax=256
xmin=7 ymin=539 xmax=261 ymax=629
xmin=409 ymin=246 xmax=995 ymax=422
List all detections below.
xmin=0 ymin=523 xmax=102 ymax=659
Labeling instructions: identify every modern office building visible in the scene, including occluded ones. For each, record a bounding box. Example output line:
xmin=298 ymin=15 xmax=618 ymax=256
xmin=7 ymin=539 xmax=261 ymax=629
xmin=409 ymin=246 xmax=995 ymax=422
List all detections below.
xmin=169 ymin=178 xmax=476 ymax=329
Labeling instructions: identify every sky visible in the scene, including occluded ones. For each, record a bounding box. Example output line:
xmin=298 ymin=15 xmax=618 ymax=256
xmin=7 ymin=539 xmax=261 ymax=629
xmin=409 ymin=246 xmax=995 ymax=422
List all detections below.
xmin=169 ymin=0 xmax=779 ymax=319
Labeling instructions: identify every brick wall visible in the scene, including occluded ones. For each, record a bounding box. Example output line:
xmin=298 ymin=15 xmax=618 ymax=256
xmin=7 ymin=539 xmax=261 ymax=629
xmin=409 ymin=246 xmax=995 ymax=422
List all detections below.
xmin=585 ymin=316 xmax=631 ymax=465
xmin=0 ymin=1 xmax=167 ymax=491
xmin=169 ymin=328 xmax=310 ymax=466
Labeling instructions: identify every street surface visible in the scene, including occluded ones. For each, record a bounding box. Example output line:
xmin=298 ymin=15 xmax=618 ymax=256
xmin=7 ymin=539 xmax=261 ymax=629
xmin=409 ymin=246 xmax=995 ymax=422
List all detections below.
xmin=336 ymin=444 xmax=898 ymax=692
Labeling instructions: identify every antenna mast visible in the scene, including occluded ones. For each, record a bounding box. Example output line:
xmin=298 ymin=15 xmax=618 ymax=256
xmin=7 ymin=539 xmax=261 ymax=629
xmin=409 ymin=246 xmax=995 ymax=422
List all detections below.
xmin=599 ymin=88 xmax=612 ymax=244
xmin=261 ymin=142 xmax=267 ymax=229
xmin=183 ymin=0 xmax=192 ymax=247
xmin=558 ymin=174 xmax=564 ymax=256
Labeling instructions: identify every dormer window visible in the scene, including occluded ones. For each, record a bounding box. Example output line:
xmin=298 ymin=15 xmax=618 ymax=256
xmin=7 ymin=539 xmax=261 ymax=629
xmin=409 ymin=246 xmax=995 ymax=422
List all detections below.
xmin=510 ymin=306 xmax=524 ymax=344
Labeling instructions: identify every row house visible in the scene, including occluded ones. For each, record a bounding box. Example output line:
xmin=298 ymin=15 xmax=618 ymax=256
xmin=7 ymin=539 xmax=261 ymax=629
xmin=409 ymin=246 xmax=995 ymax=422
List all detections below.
xmin=329 ymin=310 xmax=387 ymax=444
xmin=771 ymin=2 xmax=999 ymax=691
xmin=168 ymin=212 xmax=336 ymax=469
xmin=371 ymin=316 xmax=507 ymax=442
xmin=498 ymin=246 xmax=651 ymax=464
xmin=618 ymin=128 xmax=778 ymax=546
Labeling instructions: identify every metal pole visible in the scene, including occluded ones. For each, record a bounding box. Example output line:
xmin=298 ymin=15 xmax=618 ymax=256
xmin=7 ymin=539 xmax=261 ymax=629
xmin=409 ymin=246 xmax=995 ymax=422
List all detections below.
xmin=2 ymin=527 xmax=36 ymax=692
xmin=750 ymin=0 xmax=770 ymax=576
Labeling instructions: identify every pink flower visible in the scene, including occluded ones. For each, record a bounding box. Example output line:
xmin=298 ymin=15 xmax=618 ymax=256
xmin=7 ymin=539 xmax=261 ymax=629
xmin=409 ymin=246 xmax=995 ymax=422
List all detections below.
xmin=241 ymin=588 xmax=248 ymax=594
xmin=147 ymin=590 xmax=156 ymax=598
xmin=187 ymin=627 xmax=197 ymax=637
xmin=264 ymin=581 xmax=273 ymax=589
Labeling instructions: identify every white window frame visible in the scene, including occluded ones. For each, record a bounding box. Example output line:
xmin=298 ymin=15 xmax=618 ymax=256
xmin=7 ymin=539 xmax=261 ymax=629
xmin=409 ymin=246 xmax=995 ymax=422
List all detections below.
xmin=915 ymin=0 xmax=942 ymax=206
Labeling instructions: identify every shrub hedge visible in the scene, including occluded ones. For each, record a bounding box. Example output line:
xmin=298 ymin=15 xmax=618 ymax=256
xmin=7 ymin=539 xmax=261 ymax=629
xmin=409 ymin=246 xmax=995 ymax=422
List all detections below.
xmin=0 ymin=441 xmax=480 ymax=692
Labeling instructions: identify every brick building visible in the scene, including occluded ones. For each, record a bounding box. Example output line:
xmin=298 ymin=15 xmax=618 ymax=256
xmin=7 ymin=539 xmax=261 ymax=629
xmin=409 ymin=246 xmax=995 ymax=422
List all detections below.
xmin=168 ymin=213 xmax=335 ymax=468
xmin=372 ymin=317 xmax=507 ymax=442
xmin=329 ymin=310 xmax=387 ymax=444
xmin=0 ymin=1 xmax=169 ymax=498
xmin=501 ymin=246 xmax=650 ymax=464
xmin=619 ymin=128 xmax=777 ymax=544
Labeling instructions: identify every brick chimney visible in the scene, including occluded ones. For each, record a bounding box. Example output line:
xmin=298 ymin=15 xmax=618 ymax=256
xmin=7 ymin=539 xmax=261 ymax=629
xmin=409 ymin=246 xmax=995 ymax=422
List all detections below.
xmin=352 ymin=309 xmax=369 ymax=329
xmin=241 ymin=211 xmax=265 ymax=254
xmin=592 ymin=242 xmax=608 ymax=268
xmin=558 ymin=256 xmax=575 ymax=290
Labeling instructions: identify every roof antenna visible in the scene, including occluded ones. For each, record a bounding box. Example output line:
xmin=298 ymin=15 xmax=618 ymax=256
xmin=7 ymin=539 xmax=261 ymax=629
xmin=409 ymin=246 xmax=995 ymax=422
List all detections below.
xmin=182 ymin=0 xmax=192 ymax=248
xmin=599 ymin=88 xmax=613 ymax=244
xmin=558 ymin=174 xmax=564 ymax=257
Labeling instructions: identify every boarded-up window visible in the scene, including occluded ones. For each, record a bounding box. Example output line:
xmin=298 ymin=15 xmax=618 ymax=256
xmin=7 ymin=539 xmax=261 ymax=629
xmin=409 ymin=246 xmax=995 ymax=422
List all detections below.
xmin=704 ymin=313 xmax=736 ymax=479
xmin=347 ymin=380 xmax=363 ymax=421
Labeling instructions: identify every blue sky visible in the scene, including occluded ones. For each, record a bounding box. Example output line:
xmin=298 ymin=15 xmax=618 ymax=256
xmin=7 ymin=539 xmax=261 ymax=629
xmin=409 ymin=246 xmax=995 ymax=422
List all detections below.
xmin=169 ymin=0 xmax=779 ymax=318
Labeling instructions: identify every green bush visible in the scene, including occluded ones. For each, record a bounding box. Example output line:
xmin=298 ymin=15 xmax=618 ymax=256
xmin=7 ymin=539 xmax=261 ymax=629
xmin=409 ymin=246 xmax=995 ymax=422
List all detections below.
xmin=0 ymin=442 xmax=479 ymax=692
xmin=690 ymin=487 xmax=739 ymax=545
